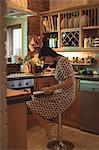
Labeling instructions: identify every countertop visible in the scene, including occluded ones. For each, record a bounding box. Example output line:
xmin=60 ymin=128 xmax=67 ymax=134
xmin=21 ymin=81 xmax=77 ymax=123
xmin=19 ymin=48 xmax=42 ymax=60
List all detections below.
xmin=75 ymin=74 xmax=99 ymax=81
xmin=7 ymin=73 xmax=99 ymax=81
xmin=7 ymin=73 xmax=54 ymax=80
xmin=6 ymin=89 xmax=31 ymax=105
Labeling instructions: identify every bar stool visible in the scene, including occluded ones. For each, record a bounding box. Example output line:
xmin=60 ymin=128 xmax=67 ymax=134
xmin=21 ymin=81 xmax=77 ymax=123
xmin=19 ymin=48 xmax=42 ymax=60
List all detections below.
xmin=47 ymin=113 xmax=74 ymax=150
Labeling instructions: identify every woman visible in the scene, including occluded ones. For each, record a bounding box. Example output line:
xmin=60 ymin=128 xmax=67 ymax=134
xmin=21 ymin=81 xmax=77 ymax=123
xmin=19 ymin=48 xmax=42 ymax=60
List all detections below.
xmin=26 ymin=47 xmax=76 ymax=138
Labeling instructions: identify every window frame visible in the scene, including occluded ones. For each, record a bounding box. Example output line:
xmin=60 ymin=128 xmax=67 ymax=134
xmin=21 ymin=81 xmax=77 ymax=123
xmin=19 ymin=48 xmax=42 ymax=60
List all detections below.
xmin=7 ymin=24 xmax=22 ymax=58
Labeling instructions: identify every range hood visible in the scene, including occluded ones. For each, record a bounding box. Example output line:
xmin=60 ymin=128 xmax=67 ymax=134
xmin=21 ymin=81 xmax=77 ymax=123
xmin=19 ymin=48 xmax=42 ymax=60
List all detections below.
xmin=6 ymin=0 xmax=37 ymax=18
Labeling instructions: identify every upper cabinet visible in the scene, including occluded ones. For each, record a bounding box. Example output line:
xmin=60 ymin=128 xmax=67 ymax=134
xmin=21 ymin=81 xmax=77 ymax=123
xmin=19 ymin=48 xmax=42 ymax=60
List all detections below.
xmin=40 ymin=4 xmax=99 ymax=52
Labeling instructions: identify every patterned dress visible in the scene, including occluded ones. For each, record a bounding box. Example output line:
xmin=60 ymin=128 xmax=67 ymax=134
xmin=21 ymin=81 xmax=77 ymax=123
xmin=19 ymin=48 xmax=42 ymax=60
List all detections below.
xmin=26 ymin=56 xmax=76 ymax=119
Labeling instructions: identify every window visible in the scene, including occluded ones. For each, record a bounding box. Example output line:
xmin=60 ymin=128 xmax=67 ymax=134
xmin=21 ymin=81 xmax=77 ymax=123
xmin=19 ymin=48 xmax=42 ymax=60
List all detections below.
xmin=6 ymin=24 xmax=22 ymax=59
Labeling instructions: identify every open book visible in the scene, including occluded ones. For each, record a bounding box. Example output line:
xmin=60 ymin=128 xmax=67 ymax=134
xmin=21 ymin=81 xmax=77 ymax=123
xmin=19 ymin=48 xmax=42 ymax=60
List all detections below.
xmin=33 ymin=90 xmax=45 ymax=96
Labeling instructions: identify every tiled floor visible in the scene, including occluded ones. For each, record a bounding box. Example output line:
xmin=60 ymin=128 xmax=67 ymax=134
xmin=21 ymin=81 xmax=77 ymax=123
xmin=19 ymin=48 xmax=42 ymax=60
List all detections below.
xmin=27 ymin=124 xmax=99 ymax=150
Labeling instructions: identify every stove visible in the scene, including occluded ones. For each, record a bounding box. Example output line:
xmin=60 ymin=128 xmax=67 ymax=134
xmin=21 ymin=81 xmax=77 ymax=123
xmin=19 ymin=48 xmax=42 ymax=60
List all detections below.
xmin=7 ymin=73 xmax=34 ymax=92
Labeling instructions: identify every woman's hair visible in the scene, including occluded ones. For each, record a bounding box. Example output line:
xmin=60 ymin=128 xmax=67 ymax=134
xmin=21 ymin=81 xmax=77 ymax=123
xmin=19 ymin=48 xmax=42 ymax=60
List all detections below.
xmin=38 ymin=47 xmax=59 ymax=58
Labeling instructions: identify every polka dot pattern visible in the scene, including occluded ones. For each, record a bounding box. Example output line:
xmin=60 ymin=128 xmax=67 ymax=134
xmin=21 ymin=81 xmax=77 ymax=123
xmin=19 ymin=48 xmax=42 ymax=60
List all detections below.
xmin=26 ymin=56 xmax=76 ymax=119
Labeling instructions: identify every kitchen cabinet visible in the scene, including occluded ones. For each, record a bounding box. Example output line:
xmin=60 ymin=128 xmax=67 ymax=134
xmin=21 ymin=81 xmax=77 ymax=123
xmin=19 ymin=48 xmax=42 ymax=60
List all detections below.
xmin=80 ymin=80 xmax=99 ymax=134
xmin=34 ymin=75 xmax=57 ymax=91
xmin=40 ymin=4 xmax=99 ymax=52
xmin=6 ymin=89 xmax=31 ymax=150
xmin=62 ymin=79 xmax=80 ymax=128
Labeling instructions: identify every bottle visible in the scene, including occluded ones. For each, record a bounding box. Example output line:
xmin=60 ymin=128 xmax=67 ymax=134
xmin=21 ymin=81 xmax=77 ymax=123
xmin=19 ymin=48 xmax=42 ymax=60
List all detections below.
xmin=84 ymin=37 xmax=88 ymax=48
xmin=49 ymin=34 xmax=53 ymax=48
xmin=88 ymin=36 xmax=92 ymax=48
xmin=52 ymin=34 xmax=55 ymax=48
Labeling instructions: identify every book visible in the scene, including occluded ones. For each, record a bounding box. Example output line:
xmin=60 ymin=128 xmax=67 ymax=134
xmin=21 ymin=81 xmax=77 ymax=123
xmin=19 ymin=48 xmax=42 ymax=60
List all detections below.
xmin=50 ymin=16 xmax=54 ymax=31
xmin=33 ymin=90 xmax=45 ymax=96
xmin=48 ymin=16 xmax=51 ymax=31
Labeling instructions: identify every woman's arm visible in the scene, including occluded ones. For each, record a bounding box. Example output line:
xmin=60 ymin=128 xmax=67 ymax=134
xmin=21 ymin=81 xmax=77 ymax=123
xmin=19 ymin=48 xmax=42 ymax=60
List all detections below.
xmin=42 ymin=76 xmax=74 ymax=95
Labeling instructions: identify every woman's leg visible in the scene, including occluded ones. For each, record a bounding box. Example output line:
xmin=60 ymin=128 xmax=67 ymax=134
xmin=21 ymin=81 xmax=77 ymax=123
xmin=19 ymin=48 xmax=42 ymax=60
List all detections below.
xmin=31 ymin=110 xmax=53 ymax=139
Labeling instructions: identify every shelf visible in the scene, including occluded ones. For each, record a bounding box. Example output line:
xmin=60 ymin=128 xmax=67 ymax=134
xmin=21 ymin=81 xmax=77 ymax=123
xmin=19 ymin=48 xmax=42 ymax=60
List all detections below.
xmin=82 ymin=26 xmax=99 ymax=30
xmin=61 ymin=28 xmax=80 ymax=32
xmin=43 ymin=31 xmax=58 ymax=34
xmin=71 ymin=63 xmax=93 ymax=66
xmin=53 ymin=47 xmax=99 ymax=52
xmin=40 ymin=5 xmax=99 ymax=53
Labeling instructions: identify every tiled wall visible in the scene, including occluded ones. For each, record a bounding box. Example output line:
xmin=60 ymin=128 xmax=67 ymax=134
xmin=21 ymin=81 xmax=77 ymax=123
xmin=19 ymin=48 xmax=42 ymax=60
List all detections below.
xmin=0 ymin=0 xmax=8 ymax=149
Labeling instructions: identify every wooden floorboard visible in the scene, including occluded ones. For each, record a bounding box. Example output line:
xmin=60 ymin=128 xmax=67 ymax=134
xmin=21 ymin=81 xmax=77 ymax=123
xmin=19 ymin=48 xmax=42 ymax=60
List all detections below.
xmin=27 ymin=124 xmax=99 ymax=150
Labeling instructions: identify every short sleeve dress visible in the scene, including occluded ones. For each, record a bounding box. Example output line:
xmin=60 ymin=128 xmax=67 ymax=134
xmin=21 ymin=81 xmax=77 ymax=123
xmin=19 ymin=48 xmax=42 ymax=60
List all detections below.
xmin=26 ymin=56 xmax=76 ymax=119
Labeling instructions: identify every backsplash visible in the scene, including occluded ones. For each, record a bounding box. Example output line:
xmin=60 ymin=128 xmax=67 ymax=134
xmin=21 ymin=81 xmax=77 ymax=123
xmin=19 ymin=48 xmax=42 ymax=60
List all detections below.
xmin=58 ymin=51 xmax=99 ymax=75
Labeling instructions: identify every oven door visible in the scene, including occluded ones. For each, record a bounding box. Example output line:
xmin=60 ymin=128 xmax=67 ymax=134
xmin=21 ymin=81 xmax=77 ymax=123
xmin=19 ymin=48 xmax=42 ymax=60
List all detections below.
xmin=7 ymin=78 xmax=34 ymax=94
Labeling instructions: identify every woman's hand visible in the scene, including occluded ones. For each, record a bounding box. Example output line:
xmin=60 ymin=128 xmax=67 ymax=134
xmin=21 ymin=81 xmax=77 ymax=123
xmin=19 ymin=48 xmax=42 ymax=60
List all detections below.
xmin=40 ymin=76 xmax=74 ymax=95
xmin=41 ymin=86 xmax=56 ymax=95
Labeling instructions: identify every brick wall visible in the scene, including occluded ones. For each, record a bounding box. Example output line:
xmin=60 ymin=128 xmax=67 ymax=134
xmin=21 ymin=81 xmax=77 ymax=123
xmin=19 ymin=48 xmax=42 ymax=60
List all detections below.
xmin=28 ymin=0 xmax=49 ymax=37
xmin=0 ymin=0 xmax=8 ymax=149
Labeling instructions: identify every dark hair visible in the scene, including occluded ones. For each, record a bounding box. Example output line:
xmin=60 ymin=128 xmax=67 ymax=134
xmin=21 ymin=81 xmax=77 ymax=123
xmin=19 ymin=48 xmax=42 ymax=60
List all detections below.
xmin=38 ymin=47 xmax=59 ymax=58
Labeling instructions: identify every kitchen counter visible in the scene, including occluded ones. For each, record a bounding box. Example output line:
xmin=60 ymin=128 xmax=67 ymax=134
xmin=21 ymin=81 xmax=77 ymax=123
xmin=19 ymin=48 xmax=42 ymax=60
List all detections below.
xmin=7 ymin=73 xmax=99 ymax=81
xmin=7 ymin=73 xmax=54 ymax=81
xmin=6 ymin=89 xmax=31 ymax=105
xmin=75 ymin=74 xmax=99 ymax=81
xmin=7 ymin=89 xmax=31 ymax=149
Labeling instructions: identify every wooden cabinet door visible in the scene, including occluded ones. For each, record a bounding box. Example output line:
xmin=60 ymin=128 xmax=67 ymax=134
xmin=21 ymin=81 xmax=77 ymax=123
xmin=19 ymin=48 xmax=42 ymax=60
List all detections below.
xmin=34 ymin=76 xmax=57 ymax=91
xmin=62 ymin=79 xmax=80 ymax=128
xmin=8 ymin=102 xmax=27 ymax=150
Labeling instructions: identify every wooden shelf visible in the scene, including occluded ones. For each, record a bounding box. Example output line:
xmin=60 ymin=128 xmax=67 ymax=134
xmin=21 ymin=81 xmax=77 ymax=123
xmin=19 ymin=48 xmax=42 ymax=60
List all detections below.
xmin=53 ymin=47 xmax=99 ymax=52
xmin=61 ymin=28 xmax=80 ymax=32
xmin=71 ymin=63 xmax=93 ymax=66
xmin=82 ymin=26 xmax=99 ymax=30
xmin=40 ymin=4 xmax=99 ymax=53
xmin=43 ymin=31 xmax=58 ymax=34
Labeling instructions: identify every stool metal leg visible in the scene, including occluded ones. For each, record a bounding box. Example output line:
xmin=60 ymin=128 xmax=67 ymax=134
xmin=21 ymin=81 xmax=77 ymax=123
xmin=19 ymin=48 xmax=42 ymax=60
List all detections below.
xmin=47 ymin=113 xmax=74 ymax=150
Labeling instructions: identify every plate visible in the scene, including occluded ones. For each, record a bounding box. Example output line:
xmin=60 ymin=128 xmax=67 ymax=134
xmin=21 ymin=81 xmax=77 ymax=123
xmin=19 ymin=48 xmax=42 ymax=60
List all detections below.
xmin=68 ymin=17 xmax=75 ymax=28
xmin=74 ymin=16 xmax=80 ymax=28
xmin=61 ymin=18 xmax=68 ymax=29
xmin=80 ymin=15 xmax=88 ymax=27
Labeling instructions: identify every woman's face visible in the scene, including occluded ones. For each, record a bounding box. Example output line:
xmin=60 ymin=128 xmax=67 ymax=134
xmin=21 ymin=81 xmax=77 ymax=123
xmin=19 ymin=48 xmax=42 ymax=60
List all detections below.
xmin=40 ymin=56 xmax=55 ymax=65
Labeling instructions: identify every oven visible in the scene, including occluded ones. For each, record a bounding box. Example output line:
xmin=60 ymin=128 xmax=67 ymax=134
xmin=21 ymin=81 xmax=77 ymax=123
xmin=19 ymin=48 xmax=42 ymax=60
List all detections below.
xmin=7 ymin=73 xmax=34 ymax=94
